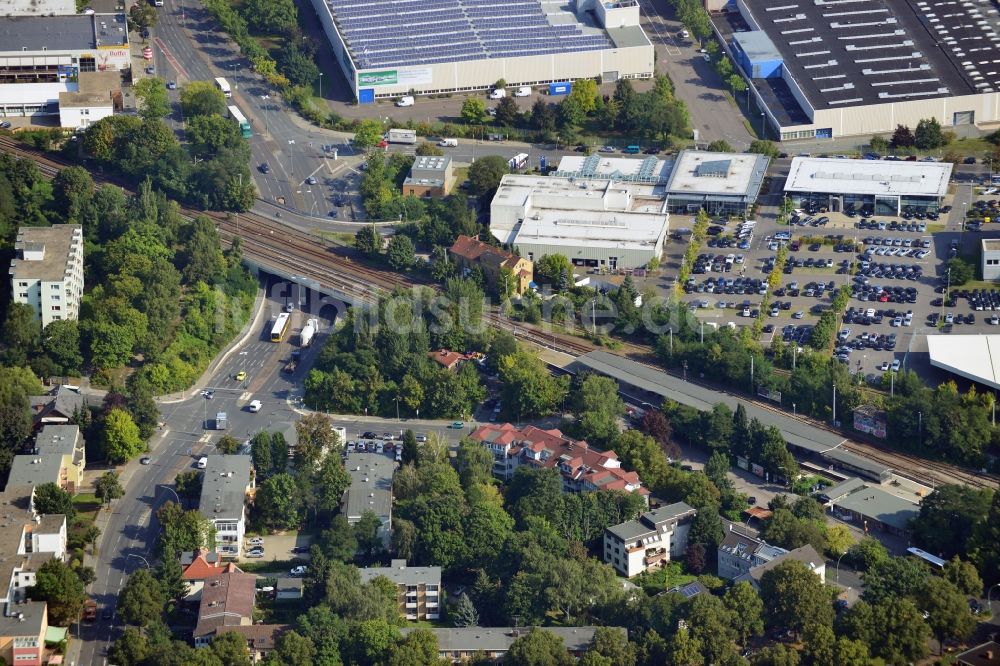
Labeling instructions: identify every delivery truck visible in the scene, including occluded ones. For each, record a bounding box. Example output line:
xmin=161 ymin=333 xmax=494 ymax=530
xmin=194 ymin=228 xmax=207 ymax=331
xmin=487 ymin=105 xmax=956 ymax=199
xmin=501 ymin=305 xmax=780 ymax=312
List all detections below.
xmin=386 ymin=129 xmax=417 ymax=144
xmin=300 ymin=318 xmax=318 ymax=347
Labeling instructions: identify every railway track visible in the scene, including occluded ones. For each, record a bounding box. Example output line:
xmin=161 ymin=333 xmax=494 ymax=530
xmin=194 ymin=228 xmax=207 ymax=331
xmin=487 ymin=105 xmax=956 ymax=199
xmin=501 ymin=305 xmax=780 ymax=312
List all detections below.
xmin=3 ymin=135 xmax=996 ymax=490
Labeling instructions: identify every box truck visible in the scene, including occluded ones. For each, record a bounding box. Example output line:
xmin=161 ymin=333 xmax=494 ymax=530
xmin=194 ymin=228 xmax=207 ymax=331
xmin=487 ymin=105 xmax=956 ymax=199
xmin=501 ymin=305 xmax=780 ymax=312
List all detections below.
xmin=386 ymin=129 xmax=417 ymax=144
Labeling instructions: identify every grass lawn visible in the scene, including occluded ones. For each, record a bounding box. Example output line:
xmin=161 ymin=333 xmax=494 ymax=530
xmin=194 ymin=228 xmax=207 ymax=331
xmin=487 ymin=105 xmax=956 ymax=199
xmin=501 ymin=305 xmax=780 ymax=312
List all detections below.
xmin=926 ymin=224 xmax=946 ymax=234
xmin=72 ymin=493 xmax=101 ymax=524
xmin=314 ymin=230 xmax=355 ymax=246
xmin=635 ymin=562 xmax=695 ymax=596
xmin=946 ymin=137 xmax=994 ymax=156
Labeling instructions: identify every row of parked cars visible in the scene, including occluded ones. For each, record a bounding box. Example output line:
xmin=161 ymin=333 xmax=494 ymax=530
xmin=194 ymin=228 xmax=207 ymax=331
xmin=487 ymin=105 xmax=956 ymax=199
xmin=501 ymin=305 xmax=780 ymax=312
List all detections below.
xmin=855 ymin=261 xmax=924 ymax=282
xmin=685 ymin=275 xmax=767 ymax=294
xmin=855 ymin=219 xmax=932 ymax=231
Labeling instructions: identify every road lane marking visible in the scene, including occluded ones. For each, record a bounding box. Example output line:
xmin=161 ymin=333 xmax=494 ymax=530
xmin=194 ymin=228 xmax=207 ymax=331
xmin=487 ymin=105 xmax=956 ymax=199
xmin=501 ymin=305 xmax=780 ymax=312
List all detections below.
xmin=153 ymin=37 xmax=189 ymax=80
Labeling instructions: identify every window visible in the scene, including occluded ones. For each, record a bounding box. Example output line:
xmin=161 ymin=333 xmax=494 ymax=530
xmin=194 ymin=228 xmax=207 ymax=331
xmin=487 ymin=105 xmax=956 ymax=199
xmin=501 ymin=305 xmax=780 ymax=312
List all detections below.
xmin=50 ymin=284 xmax=59 ymax=290
xmin=18 ymin=282 xmax=27 ymax=287
xmin=18 ymin=293 xmax=27 ymax=298
xmin=51 ymin=306 xmax=61 ymax=311
xmin=52 ymin=295 xmax=60 ymax=301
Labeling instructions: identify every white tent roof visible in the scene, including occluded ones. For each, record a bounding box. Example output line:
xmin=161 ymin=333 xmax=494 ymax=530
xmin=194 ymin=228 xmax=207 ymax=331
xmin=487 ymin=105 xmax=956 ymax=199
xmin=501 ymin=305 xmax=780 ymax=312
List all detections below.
xmin=926 ymin=334 xmax=1000 ymax=390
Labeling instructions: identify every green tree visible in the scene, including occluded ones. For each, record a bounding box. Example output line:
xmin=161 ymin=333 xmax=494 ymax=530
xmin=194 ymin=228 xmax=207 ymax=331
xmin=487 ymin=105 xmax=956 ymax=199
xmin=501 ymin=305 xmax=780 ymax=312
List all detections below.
xmin=3 ymin=303 xmax=41 ymax=365
xmin=890 ymin=124 xmax=915 ymax=148
xmin=186 ymin=114 xmax=244 ymax=159
xmin=95 ymin=470 xmax=124 ymax=504
xmin=452 ymin=592 xmax=480 ymax=627
xmin=870 ymin=135 xmax=890 ymax=154
xmin=919 ymin=576 xmax=976 ymax=654
xmin=256 ymin=473 xmax=304 ymax=530
xmin=686 ymin=593 xmax=739 ymax=665
xmin=914 ymin=117 xmax=945 ymax=150
xmin=569 ymin=375 xmax=624 ymax=446
xmin=134 ymin=77 xmax=171 ymax=120
xmin=353 ymin=119 xmax=385 ymax=151
xmin=707 ymin=139 xmax=734 ymax=152
xmin=180 ymin=81 xmax=228 ymax=117
xmin=157 ymin=502 xmax=215 ymax=555
xmin=833 ymin=637 xmax=871 ymax=666
xmin=495 ymin=96 xmax=520 ymax=127
xmin=665 ymin=626 xmax=702 ymax=666
xmin=455 ymin=439 xmax=493 ymax=489
xmin=752 ymin=644 xmax=800 ymax=666
xmin=354 ymin=510 xmax=384 ymax=560
xmin=355 ymin=225 xmax=382 ymax=257
xmin=846 ymin=536 xmax=888 ymax=571
xmin=277 ymin=43 xmax=320 ymax=88
xmin=210 ymin=630 xmax=252 ymax=666
xmin=748 ymin=139 xmax=779 ymax=158
xmin=586 ymin=627 xmax=635 ymax=666
xmin=52 ymin=166 xmax=94 ymax=221
xmin=943 ymin=555 xmax=983 ymax=596
xmin=155 ymin=555 xmax=189 ymax=602
xmin=128 ymin=2 xmax=158 ymax=31
xmin=102 ymin=408 xmax=144 ymax=463
xmin=945 ymin=256 xmax=975 ymax=285
xmin=388 ymin=628 xmax=439 ymax=666
xmin=534 ymin=254 xmax=573 ymax=288
xmin=241 ymin=0 xmax=297 ymax=34
xmin=401 ymin=430 xmax=419 ymax=465
xmin=803 ymin=623 xmax=836 ymax=666
xmin=869 ymin=598 xmax=930 ymax=665
xmin=862 ymin=556 xmax=930 ymax=604
xmin=506 ymin=628 xmax=574 ymax=666
xmin=498 ymin=348 xmax=569 ymax=419
xmin=531 ymin=99 xmax=557 ymax=132
xmin=759 ymin=559 xmax=834 ymax=637
xmin=467 ymin=155 xmax=509 ymax=198
xmin=119 ymin=568 xmax=165 ymax=627
xmin=28 ymin=558 xmax=87 ymax=625
xmin=174 ymin=470 xmax=203 ymax=501
xmin=723 ymin=580 xmax=764 ymax=645
xmin=109 ymin=626 xmax=149 ymax=666
xmin=250 ymin=432 xmax=274 ymax=476
xmin=32 ymin=482 xmax=76 ymax=518
xmin=270 ymin=630 xmax=316 ymax=666
xmin=386 ymin=234 xmax=416 ymax=271
xmin=461 ymin=98 xmax=487 ymax=124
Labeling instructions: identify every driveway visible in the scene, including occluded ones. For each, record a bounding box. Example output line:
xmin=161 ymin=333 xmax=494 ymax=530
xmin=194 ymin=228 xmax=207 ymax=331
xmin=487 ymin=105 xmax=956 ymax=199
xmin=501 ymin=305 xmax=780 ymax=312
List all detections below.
xmin=241 ymin=531 xmax=312 ymax=563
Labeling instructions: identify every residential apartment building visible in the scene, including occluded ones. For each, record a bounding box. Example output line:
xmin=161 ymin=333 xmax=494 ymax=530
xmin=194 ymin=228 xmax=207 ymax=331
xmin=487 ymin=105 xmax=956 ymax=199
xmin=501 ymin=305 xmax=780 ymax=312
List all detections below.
xmin=735 ymin=545 xmax=826 ymax=590
xmin=716 ymin=526 xmax=788 ymax=580
xmin=9 ymin=225 xmax=84 ymax=328
xmin=603 ymin=502 xmax=696 ymax=577
xmin=400 ymin=626 xmax=625 ymax=664
xmin=469 ymin=423 xmax=648 ymax=499
xmin=0 ymin=487 xmax=66 ymax=666
xmin=32 ymin=424 xmax=85 ymax=492
xmin=342 ymin=452 xmax=393 ymax=547
xmin=198 ymin=457 xmax=254 ymax=558
xmin=357 ymin=560 xmax=441 ymax=621
xmin=449 ymin=235 xmax=534 ymax=295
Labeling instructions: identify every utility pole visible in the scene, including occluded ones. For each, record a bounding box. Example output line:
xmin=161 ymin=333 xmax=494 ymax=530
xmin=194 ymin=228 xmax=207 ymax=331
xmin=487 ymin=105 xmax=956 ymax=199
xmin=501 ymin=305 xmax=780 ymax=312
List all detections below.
xmin=832 ymin=382 xmax=837 ymax=425
xmin=750 ymin=354 xmax=754 ymax=390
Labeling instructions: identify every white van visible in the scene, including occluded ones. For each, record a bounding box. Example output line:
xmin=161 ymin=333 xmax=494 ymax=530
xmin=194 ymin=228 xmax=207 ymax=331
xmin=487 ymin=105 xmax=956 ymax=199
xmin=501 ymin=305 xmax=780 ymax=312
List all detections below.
xmin=396 ymin=96 xmax=414 ymax=107
xmin=196 ymin=456 xmax=208 ymax=469
xmin=514 ymin=86 xmax=531 ymax=97
xmin=438 ymin=138 xmax=458 ymax=147
xmin=489 ymin=88 xmax=506 ymax=99
xmin=248 ymin=399 xmax=262 ymax=413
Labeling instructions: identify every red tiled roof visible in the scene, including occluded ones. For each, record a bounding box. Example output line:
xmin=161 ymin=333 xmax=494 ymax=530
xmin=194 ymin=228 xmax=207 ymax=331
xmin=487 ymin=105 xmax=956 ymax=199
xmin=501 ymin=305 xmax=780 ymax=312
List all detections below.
xmin=193 ymin=571 xmax=257 ymax=638
xmin=470 ymin=423 xmax=643 ymax=494
xmin=428 ymin=349 xmax=466 ymax=369
xmin=182 ymin=552 xmax=226 ymax=581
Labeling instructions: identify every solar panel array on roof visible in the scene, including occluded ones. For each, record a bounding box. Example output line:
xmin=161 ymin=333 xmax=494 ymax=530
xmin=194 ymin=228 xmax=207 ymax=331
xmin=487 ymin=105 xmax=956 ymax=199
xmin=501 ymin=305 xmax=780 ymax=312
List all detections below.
xmin=327 ymin=0 xmax=614 ymax=69
xmin=741 ymin=0 xmax=970 ymax=109
xmin=913 ymin=0 xmax=1000 ymax=93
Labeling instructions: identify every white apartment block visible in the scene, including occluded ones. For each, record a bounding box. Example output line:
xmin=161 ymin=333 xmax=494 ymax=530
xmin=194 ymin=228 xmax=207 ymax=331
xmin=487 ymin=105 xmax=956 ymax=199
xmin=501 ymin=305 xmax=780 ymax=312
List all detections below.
xmin=9 ymin=225 xmax=83 ymax=328
xmin=603 ymin=502 xmax=697 ymax=578
xmin=198 ymin=457 xmax=254 ymax=559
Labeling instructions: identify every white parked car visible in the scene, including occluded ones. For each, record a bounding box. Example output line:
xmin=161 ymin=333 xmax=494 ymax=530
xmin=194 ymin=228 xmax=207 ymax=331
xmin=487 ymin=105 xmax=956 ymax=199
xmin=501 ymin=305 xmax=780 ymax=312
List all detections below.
xmin=290 ymin=565 xmax=308 ymax=576
xmin=196 ymin=456 xmax=208 ymax=469
xmin=514 ymin=86 xmax=531 ymax=97
xmin=246 ymin=537 xmax=264 ymax=546
xmin=489 ymin=88 xmax=506 ymax=99
xmin=248 ymin=399 xmax=262 ymax=413
xmin=396 ymin=95 xmax=414 ymax=107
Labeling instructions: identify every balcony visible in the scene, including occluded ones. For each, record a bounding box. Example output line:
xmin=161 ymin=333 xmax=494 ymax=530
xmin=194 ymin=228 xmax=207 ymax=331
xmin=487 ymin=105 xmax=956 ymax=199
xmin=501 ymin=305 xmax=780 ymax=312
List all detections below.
xmin=643 ymin=550 xmax=667 ymax=566
xmin=405 ymin=602 xmax=418 ymax=609
xmin=426 ymin=600 xmax=439 ymax=608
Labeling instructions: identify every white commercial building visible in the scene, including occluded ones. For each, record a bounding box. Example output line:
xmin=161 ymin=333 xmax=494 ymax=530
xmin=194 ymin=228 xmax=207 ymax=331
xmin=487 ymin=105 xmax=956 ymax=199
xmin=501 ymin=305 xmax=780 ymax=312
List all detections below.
xmin=0 ymin=0 xmax=76 ymax=16
xmin=0 ymin=13 xmax=129 ymax=117
xmin=199 ymin=456 xmax=255 ymax=559
xmin=603 ymin=502 xmax=696 ymax=577
xmin=712 ymin=0 xmax=1000 ymax=140
xmin=983 ymin=239 xmax=1000 ymax=281
xmin=9 ymin=224 xmax=84 ymax=328
xmin=309 ymin=0 xmax=654 ymax=102
xmin=664 ymin=150 xmax=769 ymax=217
xmin=491 ymin=170 xmax=669 ymax=271
xmin=927 ymin=334 xmax=1000 ymax=392
xmin=784 ymin=158 xmax=952 ymax=217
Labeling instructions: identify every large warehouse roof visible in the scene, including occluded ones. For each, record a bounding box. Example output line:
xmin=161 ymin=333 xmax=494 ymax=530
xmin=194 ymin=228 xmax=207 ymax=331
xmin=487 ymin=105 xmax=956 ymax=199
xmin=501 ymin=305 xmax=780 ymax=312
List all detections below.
xmin=785 ymin=158 xmax=952 ymax=197
xmin=0 ymin=13 xmax=126 ymax=52
xmin=327 ymin=0 xmax=615 ymax=69
xmin=737 ymin=0 xmax=975 ymax=109
xmin=927 ymin=334 xmax=1000 ymax=391
xmin=666 ymin=150 xmax=769 ymax=199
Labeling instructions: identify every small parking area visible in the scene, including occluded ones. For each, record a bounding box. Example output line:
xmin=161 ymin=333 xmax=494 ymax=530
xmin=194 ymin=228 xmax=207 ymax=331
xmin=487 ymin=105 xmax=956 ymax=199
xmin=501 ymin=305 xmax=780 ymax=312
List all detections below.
xmin=241 ymin=532 xmax=312 ymax=563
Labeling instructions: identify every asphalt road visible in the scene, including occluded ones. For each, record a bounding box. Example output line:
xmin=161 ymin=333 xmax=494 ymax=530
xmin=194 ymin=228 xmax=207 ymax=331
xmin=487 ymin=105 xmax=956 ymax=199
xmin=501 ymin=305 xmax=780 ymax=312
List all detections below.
xmin=72 ymin=288 xmax=480 ymax=664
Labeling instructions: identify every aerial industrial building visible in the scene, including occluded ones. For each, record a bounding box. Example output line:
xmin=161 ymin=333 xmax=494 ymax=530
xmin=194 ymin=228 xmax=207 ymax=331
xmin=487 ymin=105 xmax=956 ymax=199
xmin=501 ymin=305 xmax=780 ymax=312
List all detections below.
xmin=309 ymin=0 xmax=654 ymax=101
xmin=711 ymin=0 xmax=1000 ymax=139
xmin=0 ymin=13 xmax=129 ymax=118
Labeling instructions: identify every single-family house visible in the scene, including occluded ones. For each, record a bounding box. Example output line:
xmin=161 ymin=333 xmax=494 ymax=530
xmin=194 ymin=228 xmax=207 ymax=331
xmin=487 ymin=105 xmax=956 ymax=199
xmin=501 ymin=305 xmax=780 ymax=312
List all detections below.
xmin=216 ymin=625 xmax=287 ymax=663
xmin=449 ymin=235 xmax=534 ymax=295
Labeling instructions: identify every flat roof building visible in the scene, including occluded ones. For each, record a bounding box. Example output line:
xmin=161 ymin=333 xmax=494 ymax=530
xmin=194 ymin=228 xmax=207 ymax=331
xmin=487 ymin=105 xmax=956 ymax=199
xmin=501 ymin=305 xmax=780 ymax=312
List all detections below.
xmin=736 ymin=545 xmax=826 ymax=589
xmin=927 ymin=334 xmax=1000 ymax=391
xmin=784 ymin=158 xmax=952 ymax=216
xmin=0 ymin=14 xmax=129 ymax=117
xmin=0 ymin=0 xmax=76 ymax=16
xmin=309 ymin=0 xmax=653 ymax=102
xmin=984 ymin=239 xmax=1000 ymax=281
xmin=830 ymin=484 xmax=920 ymax=536
xmin=358 ymin=560 xmax=441 ymax=621
xmin=342 ymin=452 xmax=393 ymax=546
xmin=403 ymin=155 xmax=453 ymax=198
xmin=198 ymin=456 xmax=254 ymax=558
xmin=490 ymin=171 xmax=669 ymax=272
xmin=603 ymin=502 xmax=696 ymax=577
xmin=712 ymin=0 xmax=1000 ymax=139
xmin=399 ymin=626 xmax=622 ymax=662
xmin=553 ymin=154 xmax=673 ymax=185
xmin=664 ymin=150 xmax=769 ymax=216
xmin=9 ymin=225 xmax=84 ymax=328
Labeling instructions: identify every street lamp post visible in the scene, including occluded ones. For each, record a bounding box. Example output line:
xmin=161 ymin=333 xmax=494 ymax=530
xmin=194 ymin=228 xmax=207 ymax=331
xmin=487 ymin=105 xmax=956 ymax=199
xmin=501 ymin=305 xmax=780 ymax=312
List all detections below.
xmin=395 ymin=396 xmax=400 ymax=421
xmin=918 ymin=411 xmax=922 ymax=446
xmin=832 ymin=382 xmax=837 ymax=425
xmin=988 ymin=582 xmax=1000 ymax=619
xmin=126 ymin=554 xmax=150 ymax=569
xmin=835 ymin=551 xmax=848 ymax=584
xmin=318 ymin=72 xmax=324 ymax=99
